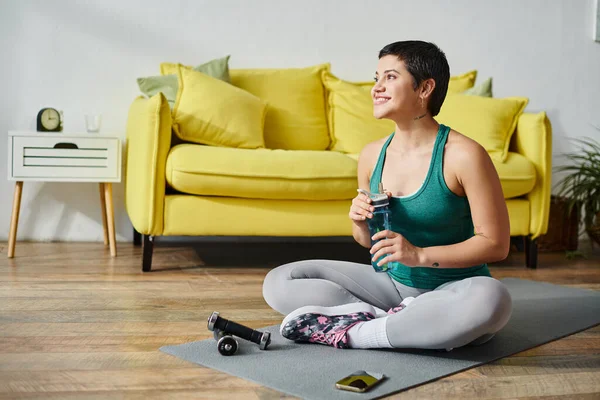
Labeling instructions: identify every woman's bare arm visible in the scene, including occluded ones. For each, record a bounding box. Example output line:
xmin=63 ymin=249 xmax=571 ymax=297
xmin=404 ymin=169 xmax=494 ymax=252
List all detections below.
xmin=417 ymin=139 xmax=510 ymax=268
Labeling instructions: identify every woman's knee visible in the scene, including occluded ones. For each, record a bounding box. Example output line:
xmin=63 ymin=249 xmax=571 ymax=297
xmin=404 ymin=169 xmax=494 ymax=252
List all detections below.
xmin=262 ymin=262 xmax=294 ymax=312
xmin=464 ymin=277 xmax=513 ymax=332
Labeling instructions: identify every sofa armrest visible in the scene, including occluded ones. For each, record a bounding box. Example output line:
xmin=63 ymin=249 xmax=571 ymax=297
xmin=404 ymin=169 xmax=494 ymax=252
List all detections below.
xmin=124 ymin=94 xmax=172 ymax=236
xmin=511 ymin=112 xmax=553 ymax=239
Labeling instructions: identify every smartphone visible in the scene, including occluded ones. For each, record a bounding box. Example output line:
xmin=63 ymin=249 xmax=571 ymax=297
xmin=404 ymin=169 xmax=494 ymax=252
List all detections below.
xmin=335 ymin=370 xmax=386 ymax=393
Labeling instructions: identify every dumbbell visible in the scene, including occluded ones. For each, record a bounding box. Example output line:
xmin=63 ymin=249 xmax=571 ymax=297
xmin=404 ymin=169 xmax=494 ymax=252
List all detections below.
xmin=207 ymin=311 xmax=271 ymax=356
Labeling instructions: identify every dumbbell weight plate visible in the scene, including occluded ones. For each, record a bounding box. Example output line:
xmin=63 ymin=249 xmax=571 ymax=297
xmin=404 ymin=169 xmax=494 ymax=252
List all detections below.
xmin=207 ymin=311 xmax=219 ymax=331
xmin=217 ymin=335 xmax=238 ymax=356
xmin=259 ymin=332 xmax=271 ymax=350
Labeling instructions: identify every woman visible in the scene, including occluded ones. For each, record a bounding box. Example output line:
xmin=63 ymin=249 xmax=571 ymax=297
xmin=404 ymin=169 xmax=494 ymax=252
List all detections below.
xmin=262 ymin=40 xmax=512 ymax=351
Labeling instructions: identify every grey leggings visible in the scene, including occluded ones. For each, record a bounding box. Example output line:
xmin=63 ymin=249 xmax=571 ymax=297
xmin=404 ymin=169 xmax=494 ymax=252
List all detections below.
xmin=263 ymin=259 xmax=513 ymax=349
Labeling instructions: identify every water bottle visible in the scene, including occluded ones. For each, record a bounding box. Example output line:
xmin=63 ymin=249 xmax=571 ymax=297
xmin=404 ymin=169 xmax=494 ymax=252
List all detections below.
xmin=366 ymin=192 xmax=393 ymax=272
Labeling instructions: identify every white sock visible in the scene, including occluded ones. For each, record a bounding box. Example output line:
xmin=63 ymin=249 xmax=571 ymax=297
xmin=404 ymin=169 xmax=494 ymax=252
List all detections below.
xmin=347 ymin=316 xmax=393 ymax=349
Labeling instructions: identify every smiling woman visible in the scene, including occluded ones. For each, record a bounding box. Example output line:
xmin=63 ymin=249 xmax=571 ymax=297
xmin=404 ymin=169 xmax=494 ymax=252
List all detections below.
xmin=263 ymin=40 xmax=513 ymax=352
xmin=372 ymin=42 xmax=449 ymax=123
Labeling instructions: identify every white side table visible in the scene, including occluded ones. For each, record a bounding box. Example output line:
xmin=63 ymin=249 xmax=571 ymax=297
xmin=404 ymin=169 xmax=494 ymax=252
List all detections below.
xmin=6 ymin=131 xmax=122 ymax=258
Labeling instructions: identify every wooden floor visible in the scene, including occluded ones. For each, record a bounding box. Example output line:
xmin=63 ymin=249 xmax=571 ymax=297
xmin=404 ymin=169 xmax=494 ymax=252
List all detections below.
xmin=0 ymin=239 xmax=599 ymax=399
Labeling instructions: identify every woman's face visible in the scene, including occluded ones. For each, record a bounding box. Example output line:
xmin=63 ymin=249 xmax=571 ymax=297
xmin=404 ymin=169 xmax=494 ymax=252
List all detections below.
xmin=372 ymin=55 xmax=421 ymax=120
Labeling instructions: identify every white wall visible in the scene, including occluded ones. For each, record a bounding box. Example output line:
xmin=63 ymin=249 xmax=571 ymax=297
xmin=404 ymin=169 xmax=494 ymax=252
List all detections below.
xmin=1 ymin=0 xmax=598 ymax=242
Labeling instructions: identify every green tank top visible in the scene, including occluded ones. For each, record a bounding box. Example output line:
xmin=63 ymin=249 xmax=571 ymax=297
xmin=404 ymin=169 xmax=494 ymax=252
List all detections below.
xmin=369 ymin=124 xmax=491 ymax=289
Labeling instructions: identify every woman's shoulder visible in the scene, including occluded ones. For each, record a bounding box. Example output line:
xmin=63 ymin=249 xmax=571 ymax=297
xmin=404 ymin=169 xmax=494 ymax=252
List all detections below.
xmin=357 ymin=134 xmax=392 ymax=181
xmin=358 ymin=135 xmax=391 ymax=163
xmin=445 ymin=128 xmax=489 ymax=164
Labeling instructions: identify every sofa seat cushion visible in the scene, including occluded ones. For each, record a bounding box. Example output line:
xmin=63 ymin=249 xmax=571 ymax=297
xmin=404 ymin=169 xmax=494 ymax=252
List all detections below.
xmin=493 ymin=151 xmax=537 ymax=199
xmin=166 ymin=144 xmax=358 ymax=200
xmin=345 ymin=151 xmax=536 ymax=199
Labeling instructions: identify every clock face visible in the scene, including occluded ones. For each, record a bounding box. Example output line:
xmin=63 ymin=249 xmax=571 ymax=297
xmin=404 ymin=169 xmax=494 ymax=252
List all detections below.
xmin=41 ymin=108 xmax=60 ymax=130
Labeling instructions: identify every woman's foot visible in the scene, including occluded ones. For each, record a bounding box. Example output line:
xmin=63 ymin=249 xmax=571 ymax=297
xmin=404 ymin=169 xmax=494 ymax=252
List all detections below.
xmin=280 ymin=303 xmax=376 ymax=349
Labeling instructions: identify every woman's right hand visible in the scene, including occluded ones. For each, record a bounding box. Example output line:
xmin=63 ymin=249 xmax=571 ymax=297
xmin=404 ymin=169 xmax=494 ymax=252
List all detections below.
xmin=349 ymin=190 xmax=375 ymax=224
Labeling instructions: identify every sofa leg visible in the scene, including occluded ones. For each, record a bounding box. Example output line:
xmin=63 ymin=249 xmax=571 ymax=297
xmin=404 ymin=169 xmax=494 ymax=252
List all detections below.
xmin=525 ymin=236 xmax=538 ymax=269
xmin=511 ymin=236 xmax=525 ymax=252
xmin=133 ymin=228 xmax=142 ymax=246
xmin=142 ymin=235 xmax=154 ymax=272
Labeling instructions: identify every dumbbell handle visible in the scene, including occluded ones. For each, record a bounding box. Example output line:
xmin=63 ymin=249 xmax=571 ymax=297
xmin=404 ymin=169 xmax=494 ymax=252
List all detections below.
xmin=208 ymin=312 xmax=264 ymax=346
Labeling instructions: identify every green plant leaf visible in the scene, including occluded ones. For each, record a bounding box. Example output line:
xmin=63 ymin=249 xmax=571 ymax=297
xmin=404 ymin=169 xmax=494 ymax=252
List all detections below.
xmin=553 ymin=136 xmax=600 ymax=230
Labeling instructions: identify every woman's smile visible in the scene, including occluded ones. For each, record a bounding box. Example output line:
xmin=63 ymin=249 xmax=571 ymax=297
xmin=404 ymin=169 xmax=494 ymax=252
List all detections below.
xmin=373 ymin=95 xmax=391 ymax=105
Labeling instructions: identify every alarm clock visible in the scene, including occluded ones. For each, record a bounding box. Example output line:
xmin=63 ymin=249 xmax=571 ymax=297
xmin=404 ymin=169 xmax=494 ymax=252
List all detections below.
xmin=37 ymin=108 xmax=62 ymax=132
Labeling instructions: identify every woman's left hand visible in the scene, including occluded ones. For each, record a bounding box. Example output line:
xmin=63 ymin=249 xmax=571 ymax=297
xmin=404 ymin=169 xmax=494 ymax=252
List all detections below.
xmin=370 ymin=230 xmax=423 ymax=267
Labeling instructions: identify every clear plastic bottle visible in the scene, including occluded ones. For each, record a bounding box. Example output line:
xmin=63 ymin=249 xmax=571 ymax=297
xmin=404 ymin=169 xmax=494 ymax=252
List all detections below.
xmin=366 ymin=192 xmax=393 ymax=272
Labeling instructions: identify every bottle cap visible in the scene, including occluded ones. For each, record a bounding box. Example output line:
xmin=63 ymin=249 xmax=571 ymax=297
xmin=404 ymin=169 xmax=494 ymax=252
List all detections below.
xmin=370 ymin=192 xmax=389 ymax=207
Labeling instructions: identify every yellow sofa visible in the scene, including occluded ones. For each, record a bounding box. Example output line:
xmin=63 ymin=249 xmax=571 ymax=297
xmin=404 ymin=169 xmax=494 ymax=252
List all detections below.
xmin=124 ymin=64 xmax=552 ymax=272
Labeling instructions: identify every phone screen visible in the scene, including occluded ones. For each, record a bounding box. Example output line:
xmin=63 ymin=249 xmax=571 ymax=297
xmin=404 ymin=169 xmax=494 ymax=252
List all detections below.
xmin=335 ymin=370 xmax=385 ymax=393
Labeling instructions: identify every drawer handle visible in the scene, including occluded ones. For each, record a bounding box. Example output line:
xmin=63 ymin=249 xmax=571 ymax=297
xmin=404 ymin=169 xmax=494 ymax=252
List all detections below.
xmin=53 ymin=142 xmax=79 ymax=149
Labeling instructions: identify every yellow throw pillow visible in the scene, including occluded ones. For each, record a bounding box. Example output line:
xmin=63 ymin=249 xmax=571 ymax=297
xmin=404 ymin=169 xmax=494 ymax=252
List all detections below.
xmin=322 ymin=71 xmax=394 ymax=154
xmin=448 ymin=70 xmax=477 ymax=93
xmin=435 ymin=93 xmax=529 ymax=161
xmin=160 ymin=60 xmax=228 ymax=81
xmin=172 ymin=65 xmax=266 ymax=149
xmin=161 ymin=62 xmax=182 ymax=75
xmin=229 ymin=63 xmax=331 ymax=151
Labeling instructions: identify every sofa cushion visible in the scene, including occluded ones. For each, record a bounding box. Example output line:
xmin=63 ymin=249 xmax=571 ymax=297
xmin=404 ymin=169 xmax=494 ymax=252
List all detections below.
xmin=446 ymin=70 xmax=478 ymax=92
xmin=463 ymin=77 xmax=493 ymax=97
xmin=494 ymin=152 xmax=537 ymax=198
xmin=229 ymin=64 xmax=331 ymax=151
xmin=160 ymin=56 xmax=231 ymax=81
xmin=166 ymin=144 xmax=358 ymax=200
xmin=138 ymin=55 xmax=231 ymax=109
xmin=172 ymin=66 xmax=266 ymax=149
xmin=436 ymin=93 xmax=528 ymax=162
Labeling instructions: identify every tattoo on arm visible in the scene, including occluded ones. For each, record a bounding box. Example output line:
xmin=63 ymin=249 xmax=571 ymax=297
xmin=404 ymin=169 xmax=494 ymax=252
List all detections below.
xmin=474 ymin=226 xmax=488 ymax=239
xmin=429 ymin=226 xmax=488 ymax=269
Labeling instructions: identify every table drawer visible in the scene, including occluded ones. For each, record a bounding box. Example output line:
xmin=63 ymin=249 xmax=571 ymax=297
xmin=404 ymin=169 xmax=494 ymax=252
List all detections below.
xmin=10 ymin=136 xmax=120 ymax=181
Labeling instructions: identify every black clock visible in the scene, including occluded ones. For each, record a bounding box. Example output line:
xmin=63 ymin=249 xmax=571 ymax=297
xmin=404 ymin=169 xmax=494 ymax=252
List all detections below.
xmin=37 ymin=108 xmax=62 ymax=132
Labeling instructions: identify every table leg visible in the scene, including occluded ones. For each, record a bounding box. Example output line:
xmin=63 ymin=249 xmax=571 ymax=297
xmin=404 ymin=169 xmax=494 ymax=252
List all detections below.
xmin=104 ymin=183 xmax=117 ymax=257
xmin=8 ymin=181 xmax=23 ymax=258
xmin=99 ymin=183 xmax=109 ymax=245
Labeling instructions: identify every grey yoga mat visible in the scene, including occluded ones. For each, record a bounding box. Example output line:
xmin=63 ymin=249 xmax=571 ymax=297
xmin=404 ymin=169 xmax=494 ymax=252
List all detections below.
xmin=160 ymin=278 xmax=600 ymax=399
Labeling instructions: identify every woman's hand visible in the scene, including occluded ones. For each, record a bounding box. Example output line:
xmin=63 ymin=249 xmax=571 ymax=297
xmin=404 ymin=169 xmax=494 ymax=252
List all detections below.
xmin=370 ymin=230 xmax=424 ymax=267
xmin=349 ymin=189 xmax=394 ymax=224
xmin=349 ymin=191 xmax=375 ymax=224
